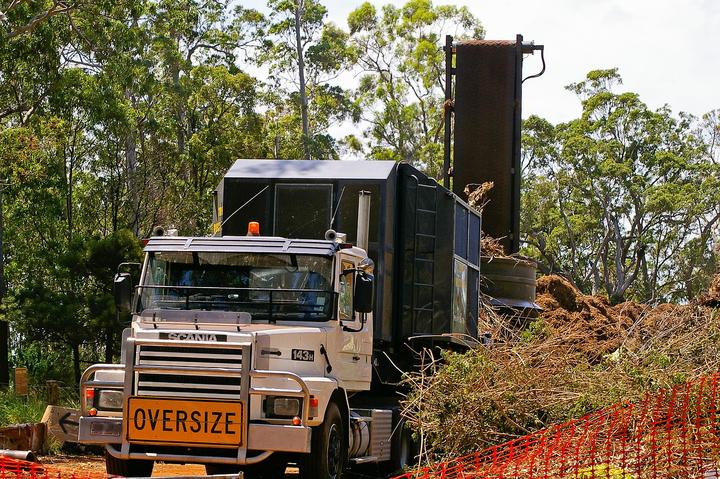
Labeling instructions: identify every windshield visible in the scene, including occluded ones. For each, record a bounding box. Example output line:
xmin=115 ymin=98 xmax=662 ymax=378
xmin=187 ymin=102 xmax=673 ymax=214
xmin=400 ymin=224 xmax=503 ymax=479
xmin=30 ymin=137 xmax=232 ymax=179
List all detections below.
xmin=138 ymin=251 xmax=335 ymax=321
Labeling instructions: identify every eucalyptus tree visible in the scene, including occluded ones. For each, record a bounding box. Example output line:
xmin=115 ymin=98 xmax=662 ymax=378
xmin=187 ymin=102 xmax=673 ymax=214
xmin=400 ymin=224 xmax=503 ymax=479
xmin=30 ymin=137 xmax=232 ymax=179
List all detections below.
xmin=0 ymin=0 xmax=87 ymax=383
xmin=143 ymin=0 xmax=267 ymax=233
xmin=521 ymin=69 xmax=720 ymax=303
xmin=347 ymin=0 xmax=483 ymax=177
xmin=0 ymin=0 xmax=153 ymax=377
xmin=260 ymin=0 xmax=356 ymax=160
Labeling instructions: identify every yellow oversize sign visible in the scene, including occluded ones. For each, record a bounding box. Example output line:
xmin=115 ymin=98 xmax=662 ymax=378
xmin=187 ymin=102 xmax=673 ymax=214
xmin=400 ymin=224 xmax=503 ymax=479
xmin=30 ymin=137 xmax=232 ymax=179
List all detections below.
xmin=127 ymin=397 xmax=243 ymax=446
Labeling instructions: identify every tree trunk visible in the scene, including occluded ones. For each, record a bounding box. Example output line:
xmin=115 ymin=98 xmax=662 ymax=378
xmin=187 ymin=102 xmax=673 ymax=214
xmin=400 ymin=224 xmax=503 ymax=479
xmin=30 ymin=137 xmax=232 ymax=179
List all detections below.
xmin=72 ymin=343 xmax=81 ymax=385
xmin=0 ymin=187 xmax=8 ymax=387
xmin=294 ymin=0 xmax=311 ymax=160
xmin=173 ymin=39 xmax=186 ymax=156
xmin=125 ymin=89 xmax=140 ymax=237
xmin=65 ymin=157 xmax=74 ymax=243
xmin=104 ymin=325 xmax=114 ymax=364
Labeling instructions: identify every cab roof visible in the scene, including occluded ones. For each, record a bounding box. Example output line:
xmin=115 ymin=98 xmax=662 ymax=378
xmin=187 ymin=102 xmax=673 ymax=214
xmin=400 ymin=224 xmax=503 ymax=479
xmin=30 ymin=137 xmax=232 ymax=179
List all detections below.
xmin=223 ymin=159 xmax=397 ymax=180
xmin=144 ymin=235 xmax=338 ymax=257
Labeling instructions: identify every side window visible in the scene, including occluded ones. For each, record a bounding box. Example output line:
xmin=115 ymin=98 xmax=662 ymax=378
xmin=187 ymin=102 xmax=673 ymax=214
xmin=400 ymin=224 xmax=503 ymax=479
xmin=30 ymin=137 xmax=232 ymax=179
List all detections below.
xmin=339 ymin=260 xmax=354 ymax=321
xmin=151 ymin=255 xmax=167 ymax=285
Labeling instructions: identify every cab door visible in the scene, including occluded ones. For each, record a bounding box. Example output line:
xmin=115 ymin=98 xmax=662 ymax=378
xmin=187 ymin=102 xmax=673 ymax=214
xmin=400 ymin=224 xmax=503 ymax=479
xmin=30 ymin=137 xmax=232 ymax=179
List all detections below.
xmin=334 ymin=257 xmax=372 ymax=390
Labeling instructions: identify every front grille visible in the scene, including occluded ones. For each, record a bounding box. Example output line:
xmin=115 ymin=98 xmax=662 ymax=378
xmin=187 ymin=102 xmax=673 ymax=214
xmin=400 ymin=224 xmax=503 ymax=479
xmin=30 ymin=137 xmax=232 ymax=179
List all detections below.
xmin=135 ymin=344 xmax=244 ymax=400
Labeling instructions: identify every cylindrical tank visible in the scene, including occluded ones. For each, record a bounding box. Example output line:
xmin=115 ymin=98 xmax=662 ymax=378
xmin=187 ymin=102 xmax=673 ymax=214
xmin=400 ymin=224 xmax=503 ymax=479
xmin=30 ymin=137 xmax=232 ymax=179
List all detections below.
xmin=348 ymin=412 xmax=371 ymax=458
xmin=480 ymin=256 xmax=541 ymax=321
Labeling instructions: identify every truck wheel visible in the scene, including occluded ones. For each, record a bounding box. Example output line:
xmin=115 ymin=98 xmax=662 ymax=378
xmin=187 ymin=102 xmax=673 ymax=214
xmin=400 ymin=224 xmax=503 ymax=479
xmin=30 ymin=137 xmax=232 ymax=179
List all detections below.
xmin=206 ymin=456 xmax=287 ymax=478
xmin=246 ymin=454 xmax=288 ymax=478
xmin=392 ymin=426 xmax=416 ymax=471
xmin=205 ymin=464 xmax=239 ymax=475
xmin=388 ymin=416 xmax=417 ymax=474
xmin=105 ymin=451 xmax=153 ymax=477
xmin=302 ymin=402 xmax=346 ymax=479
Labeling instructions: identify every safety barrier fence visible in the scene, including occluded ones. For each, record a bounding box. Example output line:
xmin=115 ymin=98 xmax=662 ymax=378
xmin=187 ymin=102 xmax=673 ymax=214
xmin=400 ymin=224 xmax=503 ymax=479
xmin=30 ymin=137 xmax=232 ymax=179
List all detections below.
xmin=2 ymin=374 xmax=719 ymax=479
xmin=0 ymin=455 xmax=108 ymax=479
xmin=394 ymin=372 xmax=720 ymax=479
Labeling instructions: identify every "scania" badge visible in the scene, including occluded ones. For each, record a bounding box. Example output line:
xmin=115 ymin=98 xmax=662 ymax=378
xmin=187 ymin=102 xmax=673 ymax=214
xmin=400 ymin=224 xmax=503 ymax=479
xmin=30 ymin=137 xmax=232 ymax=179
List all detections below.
xmin=159 ymin=332 xmax=227 ymax=342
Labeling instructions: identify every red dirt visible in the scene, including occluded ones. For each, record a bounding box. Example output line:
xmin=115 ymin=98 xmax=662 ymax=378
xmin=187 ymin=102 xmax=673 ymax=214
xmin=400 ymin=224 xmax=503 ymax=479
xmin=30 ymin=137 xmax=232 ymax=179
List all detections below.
xmin=38 ymin=455 xmax=299 ymax=477
xmin=39 ymin=456 xmax=206 ymax=476
xmin=534 ymin=275 xmax=670 ymax=362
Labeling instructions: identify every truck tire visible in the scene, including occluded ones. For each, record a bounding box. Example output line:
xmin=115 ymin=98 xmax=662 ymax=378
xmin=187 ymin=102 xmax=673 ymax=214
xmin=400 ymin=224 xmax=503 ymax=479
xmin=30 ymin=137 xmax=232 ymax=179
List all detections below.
xmin=301 ymin=401 xmax=346 ymax=479
xmin=391 ymin=424 xmax=416 ymax=472
xmin=206 ymin=456 xmax=287 ymax=478
xmin=205 ymin=464 xmax=238 ymax=475
xmin=105 ymin=451 xmax=154 ymax=477
xmin=246 ymin=455 xmax=288 ymax=478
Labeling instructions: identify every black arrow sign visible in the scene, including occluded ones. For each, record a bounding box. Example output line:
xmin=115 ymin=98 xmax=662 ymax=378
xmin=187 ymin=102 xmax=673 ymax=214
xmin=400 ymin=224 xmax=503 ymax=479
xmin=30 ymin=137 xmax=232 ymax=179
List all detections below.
xmin=59 ymin=412 xmax=79 ymax=434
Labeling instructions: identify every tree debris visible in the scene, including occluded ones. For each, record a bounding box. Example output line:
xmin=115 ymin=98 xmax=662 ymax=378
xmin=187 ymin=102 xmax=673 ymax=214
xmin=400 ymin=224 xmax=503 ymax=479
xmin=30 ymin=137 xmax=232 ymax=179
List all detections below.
xmin=402 ymin=274 xmax=720 ymax=462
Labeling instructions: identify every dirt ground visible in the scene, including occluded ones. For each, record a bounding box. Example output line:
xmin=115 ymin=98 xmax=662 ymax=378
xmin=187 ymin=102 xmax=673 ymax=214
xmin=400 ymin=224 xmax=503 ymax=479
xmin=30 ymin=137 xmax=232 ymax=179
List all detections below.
xmin=37 ymin=455 xmax=300 ymax=477
xmin=39 ymin=455 xmax=206 ymax=476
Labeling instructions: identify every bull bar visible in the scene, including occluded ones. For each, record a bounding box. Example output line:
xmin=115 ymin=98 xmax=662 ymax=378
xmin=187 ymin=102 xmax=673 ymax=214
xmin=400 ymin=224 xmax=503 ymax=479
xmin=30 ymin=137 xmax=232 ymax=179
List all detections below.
xmin=79 ymin=337 xmax=312 ymax=465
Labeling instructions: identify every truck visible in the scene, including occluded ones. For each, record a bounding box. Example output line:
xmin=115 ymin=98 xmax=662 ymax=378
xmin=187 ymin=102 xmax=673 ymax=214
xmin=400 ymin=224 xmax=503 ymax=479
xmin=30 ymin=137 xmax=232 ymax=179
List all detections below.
xmin=77 ymin=36 xmax=543 ymax=479
xmin=78 ymin=160 xmax=482 ymax=478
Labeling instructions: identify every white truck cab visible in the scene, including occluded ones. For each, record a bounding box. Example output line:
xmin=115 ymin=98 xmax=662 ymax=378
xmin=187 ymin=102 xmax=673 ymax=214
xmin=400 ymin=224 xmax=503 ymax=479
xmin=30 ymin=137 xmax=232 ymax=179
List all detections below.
xmin=78 ymin=234 xmax=395 ymax=479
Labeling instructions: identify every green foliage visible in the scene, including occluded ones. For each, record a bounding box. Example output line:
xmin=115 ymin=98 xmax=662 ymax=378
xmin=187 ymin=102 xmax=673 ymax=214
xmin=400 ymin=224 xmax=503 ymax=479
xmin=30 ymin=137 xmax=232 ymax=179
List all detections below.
xmin=0 ymin=0 xmax=281 ymax=384
xmin=403 ymin=303 xmax=720 ymax=460
xmin=520 ymin=318 xmax=548 ymax=342
xmin=258 ymin=0 xmax=357 ymax=160
xmin=348 ymin=0 xmax=483 ymax=177
xmin=521 ymin=69 xmax=720 ymax=303
xmin=0 ymin=379 xmax=78 ymax=427
xmin=5 ymin=228 xmax=142 ymax=382
xmin=12 ymin=343 xmax=74 ymax=385
xmin=0 ymin=390 xmax=48 ymax=426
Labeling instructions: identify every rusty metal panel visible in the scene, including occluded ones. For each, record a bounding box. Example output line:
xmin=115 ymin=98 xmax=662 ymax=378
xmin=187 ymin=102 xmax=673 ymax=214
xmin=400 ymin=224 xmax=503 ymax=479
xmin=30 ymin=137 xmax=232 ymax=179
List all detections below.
xmin=453 ymin=39 xmax=519 ymax=253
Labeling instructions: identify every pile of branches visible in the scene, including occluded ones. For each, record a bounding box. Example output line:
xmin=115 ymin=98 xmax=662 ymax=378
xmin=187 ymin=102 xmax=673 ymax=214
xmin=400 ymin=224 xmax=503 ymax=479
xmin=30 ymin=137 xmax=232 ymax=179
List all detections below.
xmin=465 ymin=182 xmax=506 ymax=257
xmin=401 ymin=275 xmax=720 ymax=463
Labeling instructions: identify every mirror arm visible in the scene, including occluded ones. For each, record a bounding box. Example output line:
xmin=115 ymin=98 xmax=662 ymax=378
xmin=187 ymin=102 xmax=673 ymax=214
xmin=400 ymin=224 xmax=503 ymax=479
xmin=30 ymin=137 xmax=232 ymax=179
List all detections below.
xmin=341 ymin=313 xmax=365 ymax=333
xmin=116 ymin=261 xmax=141 ymax=272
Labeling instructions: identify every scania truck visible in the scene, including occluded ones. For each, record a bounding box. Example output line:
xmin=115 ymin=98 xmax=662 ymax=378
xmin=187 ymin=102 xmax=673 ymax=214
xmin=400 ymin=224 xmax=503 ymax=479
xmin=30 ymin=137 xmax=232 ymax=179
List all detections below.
xmin=78 ymin=160 xmax=483 ymax=479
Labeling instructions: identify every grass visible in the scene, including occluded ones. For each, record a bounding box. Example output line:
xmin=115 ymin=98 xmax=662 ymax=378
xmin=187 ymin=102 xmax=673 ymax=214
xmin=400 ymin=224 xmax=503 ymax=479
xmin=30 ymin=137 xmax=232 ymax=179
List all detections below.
xmin=0 ymin=389 xmax=48 ymax=426
xmin=0 ymin=386 xmax=79 ymax=427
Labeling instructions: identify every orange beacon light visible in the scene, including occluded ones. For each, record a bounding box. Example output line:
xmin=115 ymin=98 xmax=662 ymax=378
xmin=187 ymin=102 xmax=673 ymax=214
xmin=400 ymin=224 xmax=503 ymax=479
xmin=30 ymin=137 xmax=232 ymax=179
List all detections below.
xmin=247 ymin=221 xmax=260 ymax=236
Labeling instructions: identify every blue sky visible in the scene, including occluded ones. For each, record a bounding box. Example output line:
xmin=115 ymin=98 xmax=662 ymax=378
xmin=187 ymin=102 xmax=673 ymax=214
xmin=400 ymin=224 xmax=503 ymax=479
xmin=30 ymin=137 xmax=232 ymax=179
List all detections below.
xmin=241 ymin=0 xmax=720 ymax=124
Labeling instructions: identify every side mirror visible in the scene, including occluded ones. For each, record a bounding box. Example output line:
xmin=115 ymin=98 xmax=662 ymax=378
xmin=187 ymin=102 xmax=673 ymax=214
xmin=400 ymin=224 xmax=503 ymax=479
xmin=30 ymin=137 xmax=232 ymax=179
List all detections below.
xmin=113 ymin=273 xmax=133 ymax=313
xmin=354 ymin=272 xmax=374 ymax=314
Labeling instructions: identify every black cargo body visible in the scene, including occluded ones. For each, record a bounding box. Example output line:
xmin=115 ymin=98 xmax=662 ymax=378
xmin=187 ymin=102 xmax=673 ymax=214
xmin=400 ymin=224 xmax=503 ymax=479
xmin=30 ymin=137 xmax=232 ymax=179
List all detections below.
xmin=215 ymin=160 xmax=481 ymax=349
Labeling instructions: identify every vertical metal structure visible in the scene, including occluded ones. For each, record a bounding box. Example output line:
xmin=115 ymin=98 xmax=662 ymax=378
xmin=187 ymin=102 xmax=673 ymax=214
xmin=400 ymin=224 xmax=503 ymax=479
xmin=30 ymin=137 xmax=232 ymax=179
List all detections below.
xmin=449 ymin=35 xmax=544 ymax=255
xmin=452 ymin=38 xmax=518 ymax=254
xmin=356 ymin=191 xmax=371 ymax=251
xmin=443 ymin=35 xmax=454 ymax=190
xmin=511 ymin=34 xmax=524 ymax=254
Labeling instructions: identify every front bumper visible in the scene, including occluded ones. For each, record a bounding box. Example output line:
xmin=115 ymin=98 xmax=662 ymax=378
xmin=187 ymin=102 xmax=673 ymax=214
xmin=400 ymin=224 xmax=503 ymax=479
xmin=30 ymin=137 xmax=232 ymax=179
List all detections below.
xmin=80 ymin=417 xmax=311 ymax=462
xmin=79 ymin=337 xmax=313 ymax=465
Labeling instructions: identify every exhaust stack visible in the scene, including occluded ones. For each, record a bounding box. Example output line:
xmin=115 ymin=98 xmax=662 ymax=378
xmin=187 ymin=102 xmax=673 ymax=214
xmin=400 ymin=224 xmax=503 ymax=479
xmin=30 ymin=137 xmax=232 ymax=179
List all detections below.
xmin=356 ymin=191 xmax=371 ymax=251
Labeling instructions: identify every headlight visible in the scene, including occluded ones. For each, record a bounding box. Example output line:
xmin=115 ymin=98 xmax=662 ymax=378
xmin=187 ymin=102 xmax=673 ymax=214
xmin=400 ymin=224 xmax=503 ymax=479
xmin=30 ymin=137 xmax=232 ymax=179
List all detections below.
xmin=97 ymin=389 xmax=123 ymax=410
xmin=264 ymin=396 xmax=301 ymax=418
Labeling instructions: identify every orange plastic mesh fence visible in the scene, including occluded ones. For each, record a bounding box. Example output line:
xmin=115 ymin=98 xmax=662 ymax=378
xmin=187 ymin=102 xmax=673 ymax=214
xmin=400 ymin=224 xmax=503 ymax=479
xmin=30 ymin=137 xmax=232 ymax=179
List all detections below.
xmin=0 ymin=456 xmax=109 ymax=479
xmin=394 ymin=372 xmax=720 ymax=479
